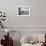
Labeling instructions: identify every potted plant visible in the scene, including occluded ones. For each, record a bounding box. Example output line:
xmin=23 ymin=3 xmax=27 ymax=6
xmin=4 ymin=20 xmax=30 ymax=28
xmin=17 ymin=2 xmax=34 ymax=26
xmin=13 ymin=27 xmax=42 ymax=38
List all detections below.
xmin=0 ymin=10 xmax=6 ymax=28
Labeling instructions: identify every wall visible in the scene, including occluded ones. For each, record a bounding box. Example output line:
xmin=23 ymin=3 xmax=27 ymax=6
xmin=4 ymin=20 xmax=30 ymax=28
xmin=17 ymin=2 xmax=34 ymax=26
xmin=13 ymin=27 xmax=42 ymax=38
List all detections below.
xmin=0 ymin=0 xmax=46 ymax=27
xmin=32 ymin=0 xmax=46 ymax=27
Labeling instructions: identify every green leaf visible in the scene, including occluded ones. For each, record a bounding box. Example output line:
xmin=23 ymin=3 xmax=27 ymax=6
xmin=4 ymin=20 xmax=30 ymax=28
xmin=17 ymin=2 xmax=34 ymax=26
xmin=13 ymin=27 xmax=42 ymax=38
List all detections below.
xmin=0 ymin=12 xmax=2 ymax=13
xmin=3 ymin=16 xmax=6 ymax=17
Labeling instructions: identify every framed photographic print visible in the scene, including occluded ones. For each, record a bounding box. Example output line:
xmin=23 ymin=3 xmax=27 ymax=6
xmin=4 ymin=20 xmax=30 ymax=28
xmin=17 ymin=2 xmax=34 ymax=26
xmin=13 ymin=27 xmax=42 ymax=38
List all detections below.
xmin=17 ymin=5 xmax=30 ymax=16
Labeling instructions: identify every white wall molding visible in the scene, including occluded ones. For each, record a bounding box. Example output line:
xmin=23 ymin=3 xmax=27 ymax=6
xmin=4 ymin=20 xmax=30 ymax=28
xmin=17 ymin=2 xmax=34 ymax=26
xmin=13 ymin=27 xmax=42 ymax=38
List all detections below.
xmin=0 ymin=27 xmax=46 ymax=31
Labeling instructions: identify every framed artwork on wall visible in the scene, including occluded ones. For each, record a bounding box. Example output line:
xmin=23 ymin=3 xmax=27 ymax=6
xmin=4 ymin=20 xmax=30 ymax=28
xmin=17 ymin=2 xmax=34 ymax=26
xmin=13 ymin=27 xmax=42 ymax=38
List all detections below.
xmin=17 ymin=5 xmax=30 ymax=16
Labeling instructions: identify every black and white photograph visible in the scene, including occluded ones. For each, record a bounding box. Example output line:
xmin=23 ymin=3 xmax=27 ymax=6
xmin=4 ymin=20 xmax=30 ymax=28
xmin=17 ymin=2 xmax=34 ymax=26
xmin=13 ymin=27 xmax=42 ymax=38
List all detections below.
xmin=17 ymin=6 xmax=30 ymax=16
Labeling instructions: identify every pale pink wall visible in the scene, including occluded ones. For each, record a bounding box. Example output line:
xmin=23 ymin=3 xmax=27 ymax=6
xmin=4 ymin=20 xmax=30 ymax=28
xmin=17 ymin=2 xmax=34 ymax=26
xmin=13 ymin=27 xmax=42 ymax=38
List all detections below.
xmin=31 ymin=0 xmax=46 ymax=27
xmin=0 ymin=0 xmax=46 ymax=27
